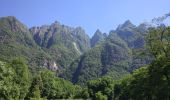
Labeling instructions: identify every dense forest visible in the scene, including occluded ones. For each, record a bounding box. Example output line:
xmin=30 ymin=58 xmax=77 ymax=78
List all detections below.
xmin=0 ymin=16 xmax=169 ymax=100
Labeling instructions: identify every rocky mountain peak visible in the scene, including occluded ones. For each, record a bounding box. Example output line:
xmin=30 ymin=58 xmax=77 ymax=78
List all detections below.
xmin=95 ymin=29 xmax=102 ymax=34
xmin=117 ymin=20 xmax=136 ymax=31
xmin=30 ymin=20 xmax=90 ymax=53
xmin=90 ymin=29 xmax=106 ymax=47
xmin=54 ymin=20 xmax=60 ymax=25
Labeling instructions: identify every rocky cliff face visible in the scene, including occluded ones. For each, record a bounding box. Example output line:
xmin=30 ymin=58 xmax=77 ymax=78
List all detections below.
xmin=30 ymin=22 xmax=90 ymax=53
xmin=29 ymin=21 xmax=91 ymax=72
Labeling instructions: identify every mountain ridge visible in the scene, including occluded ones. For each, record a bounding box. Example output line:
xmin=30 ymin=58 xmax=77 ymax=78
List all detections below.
xmin=0 ymin=16 xmax=152 ymax=84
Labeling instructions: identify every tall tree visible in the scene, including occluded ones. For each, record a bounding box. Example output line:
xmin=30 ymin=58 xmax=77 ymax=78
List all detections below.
xmin=10 ymin=58 xmax=31 ymax=99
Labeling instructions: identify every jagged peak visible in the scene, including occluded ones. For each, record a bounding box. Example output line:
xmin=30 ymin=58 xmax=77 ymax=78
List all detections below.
xmin=95 ymin=29 xmax=102 ymax=35
xmin=92 ymin=29 xmax=103 ymax=39
xmin=117 ymin=20 xmax=136 ymax=31
xmin=90 ymin=29 xmax=106 ymax=47
xmin=54 ymin=20 xmax=61 ymax=25
xmin=124 ymin=20 xmax=132 ymax=25
xmin=122 ymin=20 xmax=135 ymax=27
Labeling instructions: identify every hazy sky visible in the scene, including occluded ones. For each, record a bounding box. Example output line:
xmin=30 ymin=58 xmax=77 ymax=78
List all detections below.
xmin=0 ymin=0 xmax=170 ymax=36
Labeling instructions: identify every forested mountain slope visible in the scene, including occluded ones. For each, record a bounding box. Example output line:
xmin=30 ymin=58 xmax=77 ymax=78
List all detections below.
xmin=0 ymin=16 xmax=90 ymax=74
xmin=63 ymin=21 xmax=152 ymax=84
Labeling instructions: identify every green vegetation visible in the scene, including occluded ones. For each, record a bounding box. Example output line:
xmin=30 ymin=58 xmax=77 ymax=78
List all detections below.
xmin=114 ymin=27 xmax=170 ymax=100
xmin=0 ymin=16 xmax=170 ymax=99
xmin=0 ymin=58 xmax=30 ymax=99
xmin=0 ymin=16 xmax=90 ymax=76
xmin=63 ymin=31 xmax=132 ymax=85
xmin=0 ymin=59 xmax=82 ymax=99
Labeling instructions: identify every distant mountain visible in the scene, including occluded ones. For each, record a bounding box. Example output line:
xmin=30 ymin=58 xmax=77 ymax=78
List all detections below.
xmin=0 ymin=16 xmax=50 ymax=72
xmin=30 ymin=21 xmax=91 ymax=71
xmin=0 ymin=16 xmax=152 ymax=85
xmin=62 ymin=20 xmax=152 ymax=84
xmin=90 ymin=29 xmax=107 ymax=47
xmin=30 ymin=22 xmax=90 ymax=53
xmin=63 ymin=30 xmax=131 ymax=84
xmin=0 ymin=16 xmax=36 ymax=46
xmin=0 ymin=16 xmax=91 ymax=74
xmin=116 ymin=20 xmax=145 ymax=48
xmin=116 ymin=20 xmax=152 ymax=71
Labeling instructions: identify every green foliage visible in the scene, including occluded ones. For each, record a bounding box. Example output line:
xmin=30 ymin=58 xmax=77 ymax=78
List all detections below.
xmin=115 ymin=26 xmax=170 ymax=100
xmin=66 ymin=31 xmax=131 ymax=85
xmin=47 ymin=44 xmax=80 ymax=69
xmin=0 ymin=18 xmax=52 ymax=72
xmin=0 ymin=59 xmax=84 ymax=99
xmin=0 ymin=16 xmax=91 ymax=77
xmin=26 ymin=73 xmax=43 ymax=99
xmin=10 ymin=58 xmax=31 ymax=99
xmin=146 ymin=27 xmax=170 ymax=58
xmin=31 ymin=85 xmax=41 ymax=99
xmin=0 ymin=58 xmax=31 ymax=99
xmin=0 ymin=16 xmax=149 ymax=88
xmin=90 ymin=29 xmax=106 ymax=47
xmin=95 ymin=91 xmax=108 ymax=100
xmin=1 ymin=16 xmax=170 ymax=100
xmin=0 ymin=61 xmax=20 ymax=99
xmin=74 ymin=88 xmax=90 ymax=99
xmin=87 ymin=76 xmax=115 ymax=100
xmin=38 ymin=70 xmax=80 ymax=99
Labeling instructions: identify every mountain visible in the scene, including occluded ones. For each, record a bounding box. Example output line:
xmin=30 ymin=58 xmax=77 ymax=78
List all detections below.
xmin=30 ymin=21 xmax=90 ymax=71
xmin=62 ymin=20 xmax=152 ymax=84
xmin=30 ymin=22 xmax=90 ymax=53
xmin=90 ymin=29 xmax=107 ymax=47
xmin=0 ymin=16 xmax=91 ymax=74
xmin=116 ymin=20 xmax=152 ymax=71
xmin=63 ymin=30 xmax=132 ymax=84
xmin=0 ymin=16 xmax=36 ymax=46
xmin=116 ymin=20 xmax=144 ymax=48
xmin=0 ymin=16 xmax=58 ymax=73
xmin=0 ymin=16 xmax=152 ymax=85
xmin=0 ymin=16 xmax=169 ymax=99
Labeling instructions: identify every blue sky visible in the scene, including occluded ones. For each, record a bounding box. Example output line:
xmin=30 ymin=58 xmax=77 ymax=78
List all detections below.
xmin=0 ymin=0 xmax=170 ymax=36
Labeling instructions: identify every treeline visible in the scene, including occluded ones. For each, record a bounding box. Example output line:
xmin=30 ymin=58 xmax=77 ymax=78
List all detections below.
xmin=0 ymin=58 xmax=115 ymax=99
xmin=0 ymin=27 xmax=170 ymax=100
xmin=0 ymin=58 xmax=82 ymax=99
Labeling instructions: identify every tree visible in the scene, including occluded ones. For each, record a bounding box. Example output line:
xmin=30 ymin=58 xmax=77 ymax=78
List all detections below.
xmin=10 ymin=58 xmax=31 ymax=99
xmin=31 ymin=85 xmax=41 ymax=99
xmin=0 ymin=61 xmax=20 ymax=99
xmin=26 ymin=73 xmax=43 ymax=99
xmin=40 ymin=70 xmax=79 ymax=99
xmin=95 ymin=91 xmax=108 ymax=100
xmin=87 ymin=76 xmax=115 ymax=100
xmin=115 ymin=26 xmax=170 ymax=100
xmin=146 ymin=27 xmax=170 ymax=58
